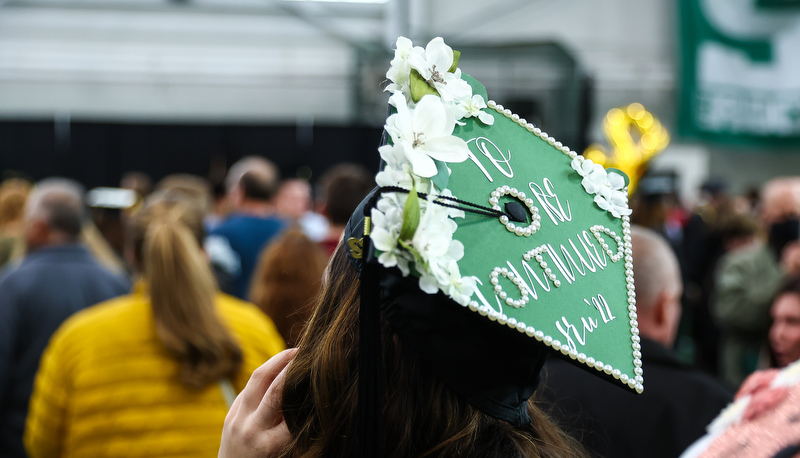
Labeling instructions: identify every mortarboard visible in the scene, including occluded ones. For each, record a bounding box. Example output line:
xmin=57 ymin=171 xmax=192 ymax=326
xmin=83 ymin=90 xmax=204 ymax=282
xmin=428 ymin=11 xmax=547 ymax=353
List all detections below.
xmin=345 ymin=36 xmax=642 ymax=456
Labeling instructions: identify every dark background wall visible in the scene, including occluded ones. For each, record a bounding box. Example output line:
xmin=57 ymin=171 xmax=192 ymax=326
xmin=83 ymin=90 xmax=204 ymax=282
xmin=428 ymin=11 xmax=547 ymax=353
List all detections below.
xmin=0 ymin=121 xmax=384 ymax=189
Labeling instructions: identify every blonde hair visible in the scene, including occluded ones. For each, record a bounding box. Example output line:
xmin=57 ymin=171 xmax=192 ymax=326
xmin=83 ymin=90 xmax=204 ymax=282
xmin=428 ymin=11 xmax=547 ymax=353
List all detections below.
xmin=156 ymin=174 xmax=213 ymax=215
xmin=132 ymin=196 xmax=242 ymax=388
xmin=80 ymin=221 xmax=127 ymax=274
xmin=0 ymin=178 xmax=31 ymax=230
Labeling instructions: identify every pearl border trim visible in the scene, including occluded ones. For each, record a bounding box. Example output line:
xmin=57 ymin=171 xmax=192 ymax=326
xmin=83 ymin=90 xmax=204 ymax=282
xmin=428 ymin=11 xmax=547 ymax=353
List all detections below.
xmin=463 ymin=101 xmax=643 ymax=394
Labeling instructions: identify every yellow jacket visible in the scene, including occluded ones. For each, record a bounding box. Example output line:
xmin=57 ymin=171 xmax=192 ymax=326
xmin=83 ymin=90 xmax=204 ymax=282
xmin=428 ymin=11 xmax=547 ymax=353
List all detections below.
xmin=24 ymin=289 xmax=285 ymax=458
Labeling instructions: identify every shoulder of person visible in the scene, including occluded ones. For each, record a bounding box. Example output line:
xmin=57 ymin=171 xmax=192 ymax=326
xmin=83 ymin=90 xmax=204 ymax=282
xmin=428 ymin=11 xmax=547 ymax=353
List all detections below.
xmin=215 ymin=293 xmax=286 ymax=348
xmin=216 ymin=293 xmax=272 ymax=325
xmin=53 ymin=294 xmax=138 ymax=343
xmin=720 ymin=242 xmax=770 ymax=267
xmin=209 ymin=215 xmax=245 ymax=236
xmin=0 ymin=255 xmax=50 ymax=297
xmin=0 ymin=261 xmax=23 ymax=291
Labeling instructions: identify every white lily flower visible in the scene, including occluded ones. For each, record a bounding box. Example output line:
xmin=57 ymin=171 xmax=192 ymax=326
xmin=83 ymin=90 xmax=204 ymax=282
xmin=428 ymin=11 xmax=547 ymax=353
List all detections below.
xmin=370 ymin=36 xmax=479 ymax=305
xmin=371 ymin=199 xmax=412 ymax=276
xmin=412 ymin=199 xmax=461 ymax=295
xmin=407 ymin=37 xmax=472 ymax=102
xmin=412 ymin=198 xmax=455 ymax=263
xmin=418 ymin=271 xmax=440 ymax=294
xmin=440 ymin=260 xmax=476 ymax=306
xmin=385 ymin=37 xmax=422 ymax=99
xmin=385 ymin=92 xmax=471 ymax=178
xmin=605 ymin=170 xmax=627 ymax=191
xmin=371 ymin=182 xmax=472 ymax=303
xmin=425 ymin=244 xmax=474 ymax=306
xmin=594 ymin=190 xmax=632 ymax=218
xmin=386 ymin=37 xmax=414 ymax=85
xmin=571 ymin=157 xmax=632 ymax=218
xmin=453 ymin=94 xmax=495 ymax=126
xmin=376 ymin=144 xmax=415 ymax=189
xmin=449 ymin=275 xmax=477 ymax=306
xmin=571 ymin=157 xmax=606 ymax=194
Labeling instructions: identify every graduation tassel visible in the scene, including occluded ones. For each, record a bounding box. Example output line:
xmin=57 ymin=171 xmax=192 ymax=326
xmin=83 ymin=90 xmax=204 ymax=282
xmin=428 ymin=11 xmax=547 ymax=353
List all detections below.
xmin=357 ymin=192 xmax=384 ymax=458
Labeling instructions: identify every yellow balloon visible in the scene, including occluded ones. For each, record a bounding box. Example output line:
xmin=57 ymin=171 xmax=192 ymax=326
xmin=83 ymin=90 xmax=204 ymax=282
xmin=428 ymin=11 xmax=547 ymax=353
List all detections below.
xmin=582 ymin=103 xmax=669 ymax=193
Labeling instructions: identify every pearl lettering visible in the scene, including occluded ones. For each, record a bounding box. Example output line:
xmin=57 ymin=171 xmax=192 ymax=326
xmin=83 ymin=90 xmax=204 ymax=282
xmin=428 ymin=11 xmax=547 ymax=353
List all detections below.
xmin=474 ymin=226 xmax=621 ymax=316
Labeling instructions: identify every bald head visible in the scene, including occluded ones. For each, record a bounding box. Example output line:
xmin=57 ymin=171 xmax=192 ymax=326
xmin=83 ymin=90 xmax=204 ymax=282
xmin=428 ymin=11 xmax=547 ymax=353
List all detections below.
xmin=760 ymin=177 xmax=800 ymax=226
xmin=631 ymin=225 xmax=682 ymax=345
xmin=25 ymin=178 xmax=86 ymax=249
xmin=632 ymin=226 xmax=681 ymax=309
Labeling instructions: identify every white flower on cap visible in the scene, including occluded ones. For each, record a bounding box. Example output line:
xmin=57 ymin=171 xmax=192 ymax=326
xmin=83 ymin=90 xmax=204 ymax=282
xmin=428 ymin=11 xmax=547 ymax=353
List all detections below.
xmin=571 ymin=157 xmax=632 ymax=218
xmin=452 ymin=94 xmax=495 ymax=126
xmin=385 ymin=92 xmax=471 ymax=178
xmin=412 ymin=195 xmax=462 ymax=292
xmin=385 ymin=36 xmax=419 ymax=100
xmin=442 ymin=259 xmax=478 ymax=306
xmin=371 ymin=193 xmax=413 ymax=276
xmin=376 ymin=143 xmax=416 ymax=190
xmin=407 ymin=37 xmax=472 ymax=103
xmin=371 ymin=37 xmax=480 ymax=307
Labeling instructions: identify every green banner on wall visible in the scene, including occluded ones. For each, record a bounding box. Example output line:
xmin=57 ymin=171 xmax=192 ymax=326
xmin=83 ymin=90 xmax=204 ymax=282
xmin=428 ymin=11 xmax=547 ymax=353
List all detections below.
xmin=679 ymin=0 xmax=800 ymax=146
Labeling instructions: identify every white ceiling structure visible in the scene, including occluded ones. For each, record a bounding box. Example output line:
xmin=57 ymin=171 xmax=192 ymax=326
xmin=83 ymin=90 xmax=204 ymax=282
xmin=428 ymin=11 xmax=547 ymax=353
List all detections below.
xmin=0 ymin=0 xmax=675 ymax=126
xmin=13 ymin=0 xmax=800 ymax=200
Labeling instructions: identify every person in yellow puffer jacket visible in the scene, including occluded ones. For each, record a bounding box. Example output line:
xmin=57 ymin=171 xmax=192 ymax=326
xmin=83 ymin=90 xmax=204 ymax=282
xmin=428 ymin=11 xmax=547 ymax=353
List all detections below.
xmin=24 ymin=192 xmax=285 ymax=458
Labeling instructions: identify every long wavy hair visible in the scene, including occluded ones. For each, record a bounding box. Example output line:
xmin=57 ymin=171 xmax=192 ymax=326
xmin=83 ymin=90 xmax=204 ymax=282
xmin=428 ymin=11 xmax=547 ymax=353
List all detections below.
xmin=279 ymin=243 xmax=587 ymax=458
xmin=130 ymin=196 xmax=243 ymax=389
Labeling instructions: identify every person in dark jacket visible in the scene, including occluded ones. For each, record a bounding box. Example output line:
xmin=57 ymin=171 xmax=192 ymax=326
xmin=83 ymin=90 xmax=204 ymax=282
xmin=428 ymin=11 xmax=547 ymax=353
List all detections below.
xmin=207 ymin=157 xmax=286 ymax=299
xmin=539 ymin=226 xmax=734 ymax=458
xmin=0 ymin=178 xmax=129 ymax=458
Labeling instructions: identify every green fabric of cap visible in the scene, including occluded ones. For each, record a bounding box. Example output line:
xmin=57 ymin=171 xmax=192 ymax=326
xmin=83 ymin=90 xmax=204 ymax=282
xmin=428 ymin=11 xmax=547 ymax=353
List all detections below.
xmin=440 ymin=75 xmax=642 ymax=390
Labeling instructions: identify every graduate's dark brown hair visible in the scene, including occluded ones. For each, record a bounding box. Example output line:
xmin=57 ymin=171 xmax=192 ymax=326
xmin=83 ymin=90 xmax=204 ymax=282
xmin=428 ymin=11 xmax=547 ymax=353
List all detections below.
xmin=278 ymin=242 xmax=586 ymax=458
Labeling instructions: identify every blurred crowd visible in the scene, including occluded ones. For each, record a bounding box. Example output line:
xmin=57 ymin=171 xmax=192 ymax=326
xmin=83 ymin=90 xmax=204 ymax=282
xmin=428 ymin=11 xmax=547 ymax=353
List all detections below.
xmin=1 ymin=158 xmax=800 ymax=457
xmin=0 ymin=158 xmax=374 ymax=457
xmin=628 ymin=174 xmax=800 ymax=388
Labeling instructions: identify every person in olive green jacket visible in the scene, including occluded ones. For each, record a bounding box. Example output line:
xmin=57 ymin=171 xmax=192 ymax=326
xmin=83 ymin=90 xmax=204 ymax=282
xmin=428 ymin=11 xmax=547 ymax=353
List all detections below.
xmin=714 ymin=178 xmax=800 ymax=388
xmin=24 ymin=193 xmax=285 ymax=458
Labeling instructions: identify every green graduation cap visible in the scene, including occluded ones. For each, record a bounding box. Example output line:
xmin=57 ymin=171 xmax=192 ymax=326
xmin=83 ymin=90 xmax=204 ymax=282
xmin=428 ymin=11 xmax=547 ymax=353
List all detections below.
xmin=358 ymin=36 xmax=642 ymax=397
